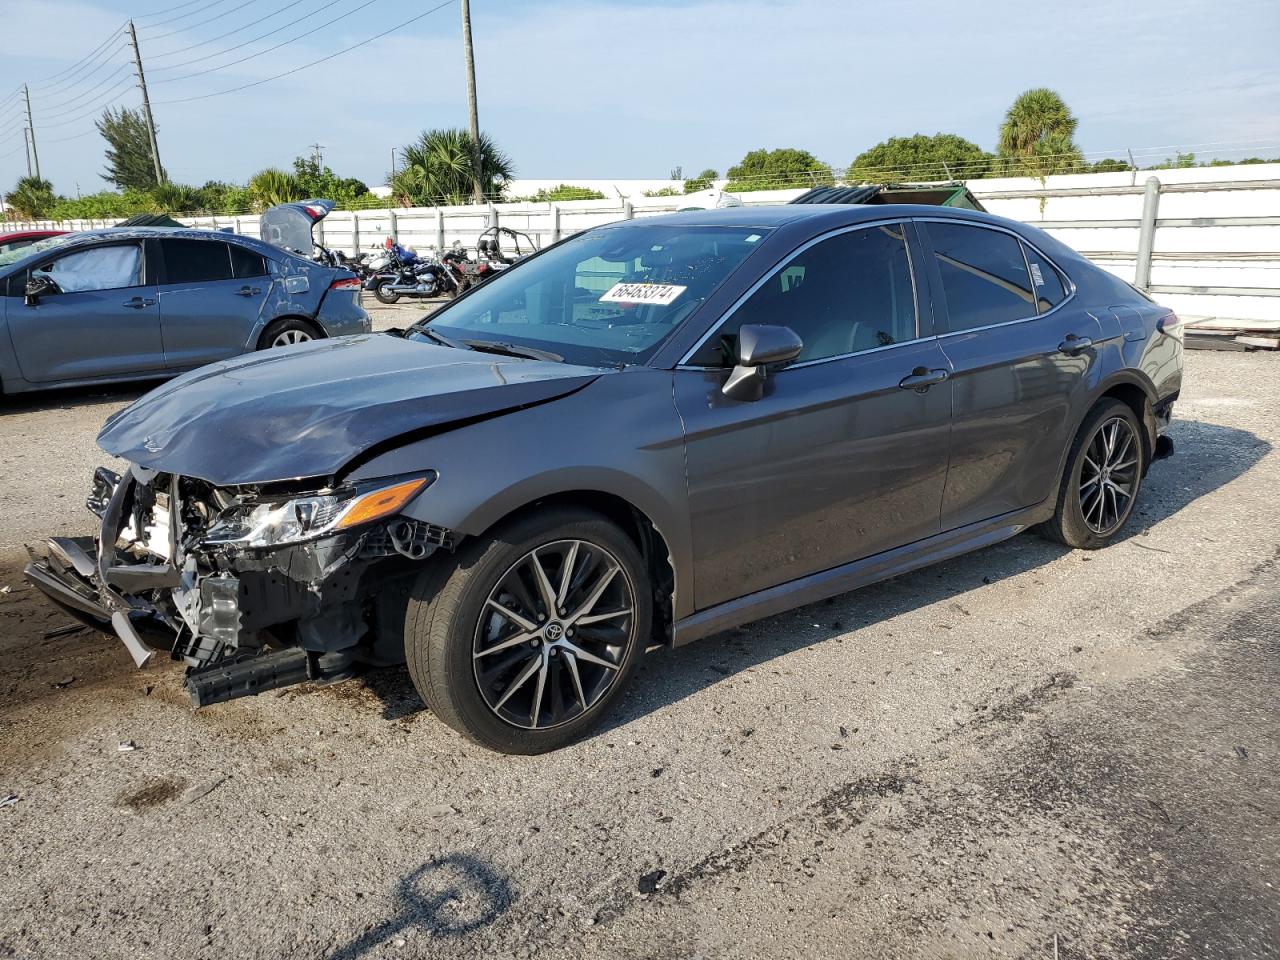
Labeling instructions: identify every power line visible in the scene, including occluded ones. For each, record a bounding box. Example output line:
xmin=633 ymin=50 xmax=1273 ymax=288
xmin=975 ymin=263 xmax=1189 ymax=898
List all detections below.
xmin=138 ymin=0 xmax=233 ymax=31
xmin=134 ymin=0 xmax=208 ymax=21
xmin=33 ymin=40 xmax=129 ymax=99
xmin=154 ymin=0 xmax=458 ymax=105
xmin=152 ymin=0 xmax=388 ymax=83
xmin=29 ymin=23 xmax=127 ymax=88
xmin=146 ymin=0 xmax=314 ymax=61
xmin=36 ymin=78 xmax=138 ymax=130
xmin=31 ymin=62 xmax=134 ymax=115
xmin=142 ymin=0 xmax=258 ymax=41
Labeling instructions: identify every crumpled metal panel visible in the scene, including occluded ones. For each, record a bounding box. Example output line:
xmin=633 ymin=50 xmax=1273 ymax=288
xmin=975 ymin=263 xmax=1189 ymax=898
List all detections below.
xmin=96 ymin=333 xmax=604 ymax=486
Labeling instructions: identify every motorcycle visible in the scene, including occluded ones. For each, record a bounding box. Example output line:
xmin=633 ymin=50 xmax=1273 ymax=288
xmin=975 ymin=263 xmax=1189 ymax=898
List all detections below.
xmin=440 ymin=242 xmax=498 ymax=293
xmin=365 ymin=243 xmax=462 ymax=304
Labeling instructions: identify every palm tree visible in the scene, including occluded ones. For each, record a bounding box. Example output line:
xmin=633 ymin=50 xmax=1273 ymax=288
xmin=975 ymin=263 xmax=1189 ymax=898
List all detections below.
xmin=248 ymin=168 xmax=303 ymax=210
xmin=149 ymin=182 xmax=200 ymax=213
xmin=4 ymin=176 xmax=57 ymax=221
xmin=998 ymin=88 xmax=1084 ymax=178
xmin=391 ymin=128 xmax=514 ymax=206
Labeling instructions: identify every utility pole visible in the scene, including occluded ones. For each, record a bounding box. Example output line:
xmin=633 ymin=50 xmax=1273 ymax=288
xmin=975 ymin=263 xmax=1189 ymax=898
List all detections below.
xmin=22 ymin=85 xmax=39 ymax=180
xmin=22 ymin=127 xmax=32 ymax=178
xmin=127 ymin=20 xmax=164 ymax=185
xmin=389 ymin=146 xmax=397 ymax=181
xmin=309 ymin=142 xmax=325 ymax=168
xmin=460 ymin=0 xmax=483 ymax=203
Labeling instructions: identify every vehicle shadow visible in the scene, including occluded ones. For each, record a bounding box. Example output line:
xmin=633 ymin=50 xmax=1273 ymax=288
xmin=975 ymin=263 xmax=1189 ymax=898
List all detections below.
xmin=0 ymin=380 xmax=155 ymax=415
xmin=352 ymin=419 xmax=1269 ymax=731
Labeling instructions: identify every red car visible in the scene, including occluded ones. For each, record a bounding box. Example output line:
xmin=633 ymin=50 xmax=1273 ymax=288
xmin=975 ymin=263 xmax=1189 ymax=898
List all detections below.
xmin=0 ymin=229 xmax=66 ymax=259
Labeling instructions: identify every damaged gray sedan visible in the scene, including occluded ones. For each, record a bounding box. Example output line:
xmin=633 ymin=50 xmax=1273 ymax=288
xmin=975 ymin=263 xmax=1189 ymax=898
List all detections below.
xmin=26 ymin=205 xmax=1182 ymax=753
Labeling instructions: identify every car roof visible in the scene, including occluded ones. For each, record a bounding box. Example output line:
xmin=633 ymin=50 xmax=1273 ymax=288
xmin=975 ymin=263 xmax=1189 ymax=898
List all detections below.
xmin=620 ymin=203 xmax=1028 ymax=232
xmin=1 ymin=226 xmax=291 ymax=270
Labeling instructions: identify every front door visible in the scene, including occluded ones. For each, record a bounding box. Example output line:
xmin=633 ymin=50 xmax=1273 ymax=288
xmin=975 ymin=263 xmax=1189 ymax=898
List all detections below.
xmin=916 ymin=220 xmax=1102 ymax=530
xmin=675 ymin=222 xmax=953 ymax=611
xmin=7 ymin=240 xmax=164 ymax=383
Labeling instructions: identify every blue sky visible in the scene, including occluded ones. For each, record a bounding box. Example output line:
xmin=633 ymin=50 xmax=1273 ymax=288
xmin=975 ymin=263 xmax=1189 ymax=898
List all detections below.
xmin=1 ymin=0 xmax=1278 ymax=194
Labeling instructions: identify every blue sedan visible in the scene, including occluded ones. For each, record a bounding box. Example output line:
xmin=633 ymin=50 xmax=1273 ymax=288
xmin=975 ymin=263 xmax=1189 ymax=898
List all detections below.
xmin=0 ymin=227 xmax=370 ymax=395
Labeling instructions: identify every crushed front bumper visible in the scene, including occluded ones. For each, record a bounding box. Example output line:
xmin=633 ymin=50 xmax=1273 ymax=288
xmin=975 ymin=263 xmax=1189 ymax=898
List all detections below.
xmin=24 ymin=465 xmax=449 ymax=705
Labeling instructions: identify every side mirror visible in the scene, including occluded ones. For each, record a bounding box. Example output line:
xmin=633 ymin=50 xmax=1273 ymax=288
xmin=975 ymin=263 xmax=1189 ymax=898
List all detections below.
xmin=24 ymin=274 xmax=60 ymax=306
xmin=721 ymin=323 xmax=803 ymax=402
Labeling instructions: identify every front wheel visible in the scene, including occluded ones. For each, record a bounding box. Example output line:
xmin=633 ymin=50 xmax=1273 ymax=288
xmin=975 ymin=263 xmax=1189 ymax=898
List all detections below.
xmin=1038 ymin=398 xmax=1145 ymax=549
xmin=374 ymin=279 xmax=400 ymax=304
xmin=404 ymin=507 xmax=651 ymax=754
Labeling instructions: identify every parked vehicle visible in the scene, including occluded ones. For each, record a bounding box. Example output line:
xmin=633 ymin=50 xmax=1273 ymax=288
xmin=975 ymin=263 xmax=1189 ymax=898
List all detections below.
xmin=0 ymin=226 xmax=370 ymax=394
xmin=0 ymin=229 xmax=67 ymax=258
xmin=441 ymin=242 xmax=498 ymax=292
xmin=25 ymin=205 xmax=1182 ymax=754
xmin=366 ymin=243 xmax=460 ymax=303
xmin=475 ymin=225 xmax=536 ymax=271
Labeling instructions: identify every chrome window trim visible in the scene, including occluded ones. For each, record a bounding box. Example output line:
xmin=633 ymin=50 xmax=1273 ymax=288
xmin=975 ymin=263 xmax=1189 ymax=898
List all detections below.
xmin=912 ymin=216 xmax=1078 ymax=338
xmin=676 ymin=218 xmax=923 ymax=370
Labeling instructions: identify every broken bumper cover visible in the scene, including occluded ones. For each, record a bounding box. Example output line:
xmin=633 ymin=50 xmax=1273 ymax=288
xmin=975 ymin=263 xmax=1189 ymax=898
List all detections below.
xmin=23 ymin=465 xmax=451 ymax=704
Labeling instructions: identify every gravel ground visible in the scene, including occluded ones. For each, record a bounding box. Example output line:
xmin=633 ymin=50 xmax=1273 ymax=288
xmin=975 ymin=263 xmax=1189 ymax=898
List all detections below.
xmin=0 ymin=339 xmax=1277 ymax=960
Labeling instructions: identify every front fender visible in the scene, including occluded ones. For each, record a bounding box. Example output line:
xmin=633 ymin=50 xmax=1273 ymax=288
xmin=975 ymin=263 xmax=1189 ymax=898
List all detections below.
xmin=347 ymin=369 xmax=696 ymax=619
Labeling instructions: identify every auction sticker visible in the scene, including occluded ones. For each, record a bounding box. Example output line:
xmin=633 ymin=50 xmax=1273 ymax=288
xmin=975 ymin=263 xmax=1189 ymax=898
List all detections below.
xmin=600 ymin=282 xmax=687 ymax=306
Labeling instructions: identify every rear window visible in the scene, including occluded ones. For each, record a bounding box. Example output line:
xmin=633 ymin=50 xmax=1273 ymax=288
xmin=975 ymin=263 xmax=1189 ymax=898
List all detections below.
xmin=162 ymin=238 xmax=233 ymax=284
xmin=1022 ymin=243 xmax=1068 ymax=312
xmin=230 ymin=244 xmax=268 ymax=279
xmin=926 ymin=222 xmax=1036 ymax=332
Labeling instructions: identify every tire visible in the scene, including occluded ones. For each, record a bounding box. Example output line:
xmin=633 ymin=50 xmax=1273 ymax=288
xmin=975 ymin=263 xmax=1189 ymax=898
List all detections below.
xmin=404 ymin=507 xmax=651 ymax=754
xmin=1038 ymin=398 xmax=1145 ymax=549
xmin=258 ymin=317 xmax=320 ymax=350
xmin=374 ymin=279 xmax=400 ymax=304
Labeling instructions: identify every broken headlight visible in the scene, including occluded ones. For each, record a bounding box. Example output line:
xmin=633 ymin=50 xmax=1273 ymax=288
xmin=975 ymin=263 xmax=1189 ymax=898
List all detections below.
xmin=204 ymin=474 xmax=434 ymax=548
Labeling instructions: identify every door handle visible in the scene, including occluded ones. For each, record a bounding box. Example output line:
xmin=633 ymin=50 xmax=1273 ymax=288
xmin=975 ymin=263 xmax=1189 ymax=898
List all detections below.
xmin=898 ymin=367 xmax=949 ymax=391
xmin=123 ymin=296 xmax=155 ymax=309
xmin=236 ymin=286 xmax=262 ymax=297
xmin=1058 ymin=335 xmax=1094 ymax=356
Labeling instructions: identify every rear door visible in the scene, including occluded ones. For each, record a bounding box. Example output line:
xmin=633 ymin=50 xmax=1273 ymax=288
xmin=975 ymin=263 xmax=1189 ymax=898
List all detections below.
xmin=156 ymin=237 xmax=272 ymax=368
xmin=6 ymin=240 xmax=164 ymax=383
xmin=675 ymin=221 xmax=954 ymax=610
xmin=918 ymin=219 xmax=1101 ymax=530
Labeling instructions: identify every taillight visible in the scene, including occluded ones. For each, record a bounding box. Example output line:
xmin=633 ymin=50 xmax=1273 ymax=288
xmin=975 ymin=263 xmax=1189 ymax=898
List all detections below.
xmin=329 ymin=277 xmax=361 ymax=290
xmin=1157 ymin=313 xmax=1184 ymax=342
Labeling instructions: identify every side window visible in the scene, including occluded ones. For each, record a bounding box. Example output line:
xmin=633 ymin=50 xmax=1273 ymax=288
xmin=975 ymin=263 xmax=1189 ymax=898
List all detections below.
xmin=1021 ymin=242 xmax=1068 ymax=313
xmin=230 ymin=244 xmax=268 ymax=279
xmin=32 ymin=243 xmax=143 ymax=293
xmin=926 ymin=222 xmax=1035 ymax=332
xmin=691 ymin=223 xmax=917 ymax=366
xmin=161 ymin=239 xmax=233 ymax=284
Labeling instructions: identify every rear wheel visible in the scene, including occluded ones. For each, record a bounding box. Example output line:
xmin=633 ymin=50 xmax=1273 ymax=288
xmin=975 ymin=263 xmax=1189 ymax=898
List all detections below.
xmin=374 ymin=279 xmax=400 ymax=304
xmin=258 ymin=317 xmax=320 ymax=350
xmin=1038 ymin=398 xmax=1145 ymax=549
xmin=404 ymin=507 xmax=650 ymax=754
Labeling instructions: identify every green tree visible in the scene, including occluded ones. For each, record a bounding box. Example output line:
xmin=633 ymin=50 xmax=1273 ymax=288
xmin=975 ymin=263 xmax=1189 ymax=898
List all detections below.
xmin=391 ymin=128 xmax=514 ymax=206
xmin=195 ymin=181 xmax=255 ymax=215
xmin=49 ymin=189 xmax=154 ymax=221
xmin=97 ymin=106 xmax=163 ymax=190
xmin=997 ymin=88 xmax=1084 ymax=178
xmin=516 ymin=184 xmax=606 ymax=202
xmin=248 ymin=167 xmax=304 ymax=209
xmin=724 ymin=148 xmax=833 ymax=192
xmin=1090 ymin=158 xmax=1130 ymax=173
xmin=683 ymin=168 xmax=719 ymax=193
xmin=149 ymin=182 xmax=200 ymax=212
xmin=4 ymin=176 xmax=57 ymax=220
xmin=848 ymin=133 xmax=994 ymax=182
xmin=291 ymin=156 xmax=369 ymax=207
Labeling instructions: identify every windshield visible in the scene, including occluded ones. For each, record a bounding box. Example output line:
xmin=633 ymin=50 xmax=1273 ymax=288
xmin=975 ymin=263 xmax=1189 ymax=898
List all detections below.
xmin=0 ymin=233 xmax=74 ymax=268
xmin=413 ymin=223 xmax=771 ymax=366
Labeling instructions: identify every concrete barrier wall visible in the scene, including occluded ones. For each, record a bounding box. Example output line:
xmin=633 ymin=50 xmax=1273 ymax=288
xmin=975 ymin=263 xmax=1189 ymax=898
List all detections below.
xmin=10 ymin=168 xmax=1280 ymax=325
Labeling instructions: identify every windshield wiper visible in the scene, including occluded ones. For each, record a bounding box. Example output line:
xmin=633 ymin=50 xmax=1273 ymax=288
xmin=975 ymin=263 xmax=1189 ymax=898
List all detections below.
xmin=461 ymin=339 xmax=564 ymax=362
xmin=413 ymin=326 xmax=468 ymax=349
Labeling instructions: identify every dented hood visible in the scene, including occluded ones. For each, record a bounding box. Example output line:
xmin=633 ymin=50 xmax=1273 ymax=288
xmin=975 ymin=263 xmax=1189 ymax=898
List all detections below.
xmin=97 ymin=333 xmax=603 ymax=486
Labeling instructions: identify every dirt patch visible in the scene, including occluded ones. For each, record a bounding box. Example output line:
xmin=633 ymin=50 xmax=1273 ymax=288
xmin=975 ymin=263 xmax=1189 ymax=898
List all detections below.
xmin=115 ymin=776 xmax=186 ymax=810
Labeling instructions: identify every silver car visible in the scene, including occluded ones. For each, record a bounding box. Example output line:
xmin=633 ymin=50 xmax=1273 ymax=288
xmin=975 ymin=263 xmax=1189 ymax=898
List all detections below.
xmin=0 ymin=227 xmax=370 ymax=395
